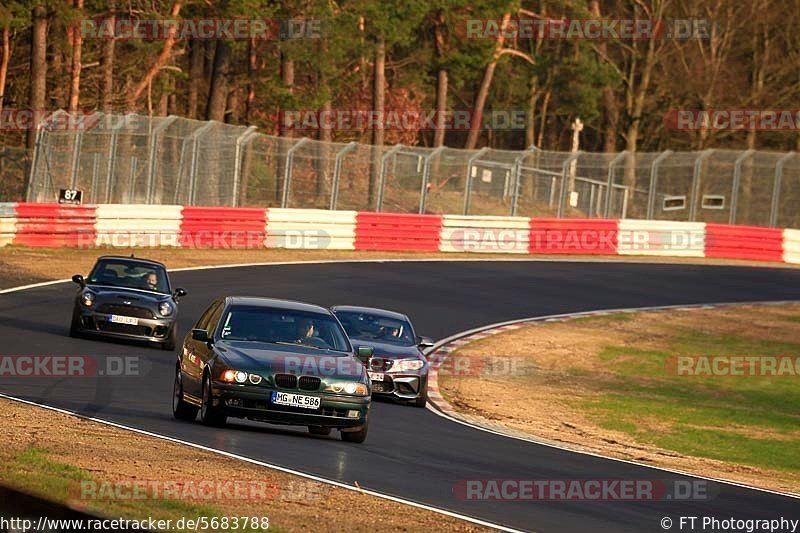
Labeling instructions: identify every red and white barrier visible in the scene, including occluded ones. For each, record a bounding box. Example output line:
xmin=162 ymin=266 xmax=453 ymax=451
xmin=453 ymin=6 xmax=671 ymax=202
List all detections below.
xmin=1 ymin=203 xmax=799 ymax=265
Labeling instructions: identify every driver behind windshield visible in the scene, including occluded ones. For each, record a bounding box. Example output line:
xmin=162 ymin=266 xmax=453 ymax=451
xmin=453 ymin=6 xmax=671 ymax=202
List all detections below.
xmin=143 ymin=272 xmax=159 ymax=292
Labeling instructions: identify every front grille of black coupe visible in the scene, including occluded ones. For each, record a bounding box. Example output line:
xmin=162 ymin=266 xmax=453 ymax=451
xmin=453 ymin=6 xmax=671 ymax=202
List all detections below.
xmin=298 ymin=376 xmax=321 ymax=391
xmin=274 ymin=374 xmax=298 ymax=389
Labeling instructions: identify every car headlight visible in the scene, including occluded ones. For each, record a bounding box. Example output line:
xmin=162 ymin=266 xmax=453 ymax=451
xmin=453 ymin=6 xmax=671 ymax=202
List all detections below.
xmin=158 ymin=301 xmax=174 ymax=317
xmin=324 ymin=382 xmax=369 ymax=396
xmin=220 ymin=369 xmax=262 ymax=384
xmin=393 ymin=358 xmax=425 ymax=372
xmin=81 ymin=291 xmax=95 ymax=307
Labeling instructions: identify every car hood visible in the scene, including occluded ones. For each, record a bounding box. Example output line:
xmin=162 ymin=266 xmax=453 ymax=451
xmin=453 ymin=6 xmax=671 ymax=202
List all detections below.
xmin=85 ymin=285 xmax=171 ymax=304
xmin=216 ymin=341 xmax=366 ymax=380
xmin=349 ymin=339 xmax=421 ymax=359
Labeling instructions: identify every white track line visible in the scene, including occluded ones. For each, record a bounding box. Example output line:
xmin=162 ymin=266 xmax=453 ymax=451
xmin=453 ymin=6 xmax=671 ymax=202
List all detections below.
xmin=424 ymin=300 xmax=800 ymax=502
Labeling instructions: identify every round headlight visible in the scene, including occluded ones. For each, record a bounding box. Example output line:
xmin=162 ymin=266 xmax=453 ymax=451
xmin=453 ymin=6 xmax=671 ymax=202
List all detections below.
xmin=158 ymin=301 xmax=174 ymax=316
xmin=81 ymin=292 xmax=94 ymax=307
xmin=344 ymin=382 xmax=357 ymax=394
xmin=234 ymin=371 xmax=247 ymax=383
xmin=331 ymin=383 xmax=344 ymax=393
xmin=248 ymin=373 xmax=262 ymax=385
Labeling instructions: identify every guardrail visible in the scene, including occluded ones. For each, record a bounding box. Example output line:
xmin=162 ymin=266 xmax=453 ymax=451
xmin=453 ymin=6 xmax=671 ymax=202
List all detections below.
xmin=0 ymin=203 xmax=799 ymax=265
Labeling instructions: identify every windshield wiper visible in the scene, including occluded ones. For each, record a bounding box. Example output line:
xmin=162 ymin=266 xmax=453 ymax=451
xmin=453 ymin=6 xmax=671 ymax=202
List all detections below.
xmin=270 ymin=341 xmax=329 ymax=351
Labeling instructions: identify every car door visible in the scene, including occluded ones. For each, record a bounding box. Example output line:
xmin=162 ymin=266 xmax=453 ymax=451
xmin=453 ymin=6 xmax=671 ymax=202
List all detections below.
xmin=183 ymin=299 xmax=222 ymax=397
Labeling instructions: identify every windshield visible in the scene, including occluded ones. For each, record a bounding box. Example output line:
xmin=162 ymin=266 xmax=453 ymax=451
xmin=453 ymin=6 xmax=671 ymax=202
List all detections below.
xmin=219 ymin=306 xmax=352 ymax=353
xmin=88 ymin=259 xmax=170 ymax=294
xmin=335 ymin=311 xmax=416 ymax=346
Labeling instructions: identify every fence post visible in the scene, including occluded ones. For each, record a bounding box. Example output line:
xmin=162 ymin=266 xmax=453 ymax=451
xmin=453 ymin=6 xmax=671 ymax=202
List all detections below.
xmin=26 ymin=110 xmax=66 ymax=202
xmin=375 ymin=144 xmax=403 ymax=212
xmin=510 ymin=145 xmax=538 ymax=216
xmin=419 ymin=146 xmax=445 ymax=214
xmin=105 ymin=113 xmax=132 ymax=203
xmin=330 ymin=141 xmax=358 ymax=210
xmin=604 ymin=150 xmax=628 ymax=218
xmin=729 ymin=149 xmax=754 ymax=224
xmin=231 ymin=126 xmax=259 ymax=207
xmin=69 ymin=113 xmax=89 ymax=190
xmin=463 ymin=147 xmax=490 ymax=215
xmin=770 ymin=151 xmax=796 ymax=227
xmin=90 ymin=153 xmax=100 ymax=201
xmin=188 ymin=121 xmax=216 ymax=206
xmin=557 ymin=152 xmax=582 ymax=218
xmin=281 ymin=137 xmax=310 ymax=208
xmin=689 ymin=149 xmax=714 ymax=221
xmin=646 ymin=150 xmax=673 ymax=220
xmin=145 ymin=115 xmax=178 ymax=204
xmin=128 ymin=155 xmax=138 ymax=202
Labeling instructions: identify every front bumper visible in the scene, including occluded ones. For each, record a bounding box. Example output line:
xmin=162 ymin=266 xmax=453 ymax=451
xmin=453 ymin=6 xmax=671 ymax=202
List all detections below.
xmin=211 ymin=381 xmax=370 ymax=429
xmin=369 ymin=371 xmax=428 ymax=401
xmin=75 ymin=308 xmax=175 ymax=343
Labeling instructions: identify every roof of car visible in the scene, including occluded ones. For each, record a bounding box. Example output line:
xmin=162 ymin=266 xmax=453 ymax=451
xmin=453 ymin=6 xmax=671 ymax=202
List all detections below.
xmin=331 ymin=305 xmax=409 ymax=321
xmin=96 ymin=255 xmax=168 ymax=269
xmin=225 ymin=296 xmax=333 ymax=315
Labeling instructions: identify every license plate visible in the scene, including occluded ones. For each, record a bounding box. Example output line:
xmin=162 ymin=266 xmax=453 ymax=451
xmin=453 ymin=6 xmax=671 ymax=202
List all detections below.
xmin=368 ymin=372 xmax=384 ymax=382
xmin=270 ymin=391 xmax=321 ymax=410
xmin=109 ymin=315 xmax=139 ymax=325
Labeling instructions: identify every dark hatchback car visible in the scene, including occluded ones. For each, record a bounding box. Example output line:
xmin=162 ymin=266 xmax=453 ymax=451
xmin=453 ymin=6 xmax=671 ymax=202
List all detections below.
xmin=332 ymin=305 xmax=434 ymax=408
xmin=70 ymin=256 xmax=187 ymax=350
xmin=173 ymin=297 xmax=373 ymax=443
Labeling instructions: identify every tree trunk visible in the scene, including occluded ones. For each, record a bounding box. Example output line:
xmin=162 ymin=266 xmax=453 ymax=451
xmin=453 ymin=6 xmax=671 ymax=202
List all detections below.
xmin=99 ymin=11 xmax=115 ymax=113
xmin=0 ymin=25 xmax=9 ymax=115
xmin=277 ymin=52 xmax=294 ymax=137
xmin=26 ymin=4 xmax=48 ymax=152
xmin=187 ymin=38 xmax=204 ymax=119
xmin=432 ymin=9 xmax=448 ymax=148
xmin=206 ymin=40 xmax=231 ymax=121
xmin=67 ymin=0 xmax=84 ymax=114
xmin=245 ymin=37 xmax=257 ymax=123
xmin=465 ymin=13 xmax=511 ymax=150
xmin=368 ymin=38 xmax=385 ymax=207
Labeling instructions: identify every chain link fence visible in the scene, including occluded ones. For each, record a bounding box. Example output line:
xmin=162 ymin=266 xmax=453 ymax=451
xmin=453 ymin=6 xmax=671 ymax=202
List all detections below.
xmin=23 ymin=111 xmax=800 ymax=227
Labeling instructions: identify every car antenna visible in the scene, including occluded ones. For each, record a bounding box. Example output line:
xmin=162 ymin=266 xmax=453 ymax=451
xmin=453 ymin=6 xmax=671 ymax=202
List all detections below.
xmin=130 ymin=253 xmax=135 ymax=258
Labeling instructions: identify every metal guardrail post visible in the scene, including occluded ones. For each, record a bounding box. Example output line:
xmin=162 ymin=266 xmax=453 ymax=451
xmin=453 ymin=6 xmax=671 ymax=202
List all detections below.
xmin=281 ymin=137 xmax=310 ymax=208
xmin=231 ymin=126 xmax=259 ymax=207
xmin=68 ymin=113 xmax=89 ymax=190
xmin=463 ymin=147 xmax=490 ymax=215
xmin=646 ymin=150 xmax=673 ymax=220
xmin=330 ymin=142 xmax=358 ymax=210
xmin=187 ymin=121 xmax=216 ymax=206
xmin=510 ymin=145 xmax=538 ymax=216
xmin=604 ymin=150 xmax=628 ymax=218
xmin=770 ymin=151 xmax=796 ymax=227
xmin=729 ymin=149 xmax=755 ymax=224
xmin=105 ymin=113 xmax=133 ymax=203
xmin=689 ymin=149 xmax=714 ymax=221
xmin=557 ymin=152 xmax=582 ymax=218
xmin=419 ymin=146 xmax=445 ymax=214
xmin=375 ymin=144 xmax=403 ymax=212
xmin=145 ymin=115 xmax=179 ymax=204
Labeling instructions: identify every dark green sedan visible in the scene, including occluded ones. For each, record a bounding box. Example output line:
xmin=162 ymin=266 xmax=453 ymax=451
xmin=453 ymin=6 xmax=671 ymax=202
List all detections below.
xmin=172 ymin=296 xmax=373 ymax=443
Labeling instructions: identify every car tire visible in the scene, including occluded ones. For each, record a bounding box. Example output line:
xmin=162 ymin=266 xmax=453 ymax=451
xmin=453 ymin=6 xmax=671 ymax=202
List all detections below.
xmin=308 ymin=426 xmax=332 ymax=436
xmin=413 ymin=390 xmax=428 ymax=408
xmin=173 ymin=369 xmax=198 ymax=421
xmin=200 ymin=374 xmax=227 ymax=427
xmin=341 ymin=420 xmax=369 ymax=443
xmin=161 ymin=327 xmax=177 ymax=351
xmin=69 ymin=307 xmax=82 ymax=338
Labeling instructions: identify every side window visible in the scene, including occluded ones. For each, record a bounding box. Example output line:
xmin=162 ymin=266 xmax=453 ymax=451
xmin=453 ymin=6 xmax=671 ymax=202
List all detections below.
xmin=195 ymin=300 xmax=222 ymax=331
xmin=207 ymin=303 xmax=226 ymax=338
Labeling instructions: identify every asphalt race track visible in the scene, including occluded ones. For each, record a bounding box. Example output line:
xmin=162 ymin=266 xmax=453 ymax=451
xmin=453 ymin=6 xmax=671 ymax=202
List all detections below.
xmin=1 ymin=260 xmax=799 ymax=532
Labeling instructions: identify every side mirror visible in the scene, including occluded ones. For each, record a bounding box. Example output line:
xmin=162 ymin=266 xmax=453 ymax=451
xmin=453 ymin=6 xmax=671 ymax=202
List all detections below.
xmin=72 ymin=274 xmax=85 ymax=288
xmin=174 ymin=288 xmax=188 ymax=298
xmin=417 ymin=336 xmax=435 ymax=349
xmin=356 ymin=345 xmax=373 ymax=364
xmin=191 ymin=328 xmax=210 ymax=343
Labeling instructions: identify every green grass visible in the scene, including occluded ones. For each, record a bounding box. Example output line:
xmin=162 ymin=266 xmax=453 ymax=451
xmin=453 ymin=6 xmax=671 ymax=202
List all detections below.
xmin=578 ymin=327 xmax=800 ymax=472
xmin=0 ymin=447 xmax=275 ymax=532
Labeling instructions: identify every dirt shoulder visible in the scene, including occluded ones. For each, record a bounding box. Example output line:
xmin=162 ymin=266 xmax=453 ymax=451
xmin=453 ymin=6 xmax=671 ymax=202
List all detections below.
xmin=2 ymin=246 xmax=797 ymax=290
xmin=0 ymin=398 xmax=489 ymax=532
xmin=437 ymin=304 xmax=800 ymax=495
